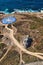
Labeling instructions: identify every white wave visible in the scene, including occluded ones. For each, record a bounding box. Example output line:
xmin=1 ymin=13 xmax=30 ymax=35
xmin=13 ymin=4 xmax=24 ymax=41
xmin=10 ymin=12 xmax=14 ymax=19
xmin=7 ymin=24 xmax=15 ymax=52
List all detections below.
xmin=0 ymin=9 xmax=39 ymax=14
xmin=40 ymin=9 xmax=43 ymax=13
xmin=12 ymin=9 xmax=39 ymax=13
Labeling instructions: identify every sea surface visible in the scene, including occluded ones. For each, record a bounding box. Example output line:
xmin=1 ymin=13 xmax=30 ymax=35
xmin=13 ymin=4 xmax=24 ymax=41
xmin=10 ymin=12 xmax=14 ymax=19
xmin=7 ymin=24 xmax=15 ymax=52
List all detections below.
xmin=0 ymin=0 xmax=43 ymax=14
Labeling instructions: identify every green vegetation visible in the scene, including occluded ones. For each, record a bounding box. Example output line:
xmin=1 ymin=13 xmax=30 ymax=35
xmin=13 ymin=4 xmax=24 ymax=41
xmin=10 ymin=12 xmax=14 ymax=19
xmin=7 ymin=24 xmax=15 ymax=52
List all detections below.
xmin=30 ymin=22 xmax=38 ymax=29
xmin=0 ymin=50 xmax=20 ymax=65
xmin=23 ymin=54 xmax=39 ymax=63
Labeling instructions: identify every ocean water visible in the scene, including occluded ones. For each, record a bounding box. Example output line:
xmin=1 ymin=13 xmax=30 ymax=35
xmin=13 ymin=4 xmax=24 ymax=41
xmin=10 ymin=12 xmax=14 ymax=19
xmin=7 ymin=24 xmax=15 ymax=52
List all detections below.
xmin=0 ymin=0 xmax=43 ymax=13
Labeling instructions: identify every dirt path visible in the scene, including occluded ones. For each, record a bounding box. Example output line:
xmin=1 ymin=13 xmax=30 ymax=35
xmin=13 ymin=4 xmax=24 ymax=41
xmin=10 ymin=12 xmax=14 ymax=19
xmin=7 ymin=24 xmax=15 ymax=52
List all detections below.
xmin=5 ymin=25 xmax=43 ymax=60
xmin=0 ymin=25 xmax=43 ymax=62
xmin=0 ymin=45 xmax=12 ymax=62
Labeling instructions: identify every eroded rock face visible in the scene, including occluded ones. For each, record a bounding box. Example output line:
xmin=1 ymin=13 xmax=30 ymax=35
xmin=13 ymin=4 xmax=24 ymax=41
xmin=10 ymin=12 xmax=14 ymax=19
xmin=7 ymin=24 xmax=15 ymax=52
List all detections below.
xmin=0 ymin=35 xmax=3 ymax=39
xmin=21 ymin=35 xmax=33 ymax=48
xmin=0 ymin=12 xmax=5 ymax=15
xmin=0 ymin=23 xmax=17 ymax=46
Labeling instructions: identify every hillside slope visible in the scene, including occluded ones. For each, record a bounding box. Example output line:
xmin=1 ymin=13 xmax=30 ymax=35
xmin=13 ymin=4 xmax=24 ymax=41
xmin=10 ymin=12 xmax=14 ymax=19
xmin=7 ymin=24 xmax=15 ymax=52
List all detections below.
xmin=0 ymin=12 xmax=43 ymax=65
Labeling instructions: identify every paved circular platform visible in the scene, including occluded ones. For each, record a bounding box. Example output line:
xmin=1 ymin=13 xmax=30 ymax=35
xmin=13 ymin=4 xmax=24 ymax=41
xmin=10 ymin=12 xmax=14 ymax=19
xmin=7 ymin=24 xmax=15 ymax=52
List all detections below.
xmin=1 ymin=16 xmax=16 ymax=24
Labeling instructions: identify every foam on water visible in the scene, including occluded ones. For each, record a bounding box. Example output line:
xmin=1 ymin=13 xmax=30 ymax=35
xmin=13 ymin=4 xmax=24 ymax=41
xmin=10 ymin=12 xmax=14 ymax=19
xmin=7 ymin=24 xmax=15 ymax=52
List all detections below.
xmin=0 ymin=8 xmax=41 ymax=14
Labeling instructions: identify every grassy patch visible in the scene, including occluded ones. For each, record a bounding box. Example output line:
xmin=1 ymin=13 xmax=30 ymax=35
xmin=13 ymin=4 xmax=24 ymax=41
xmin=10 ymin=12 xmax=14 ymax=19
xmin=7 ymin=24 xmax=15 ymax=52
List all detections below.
xmin=30 ymin=20 xmax=41 ymax=30
xmin=23 ymin=53 xmax=40 ymax=63
xmin=0 ymin=50 xmax=20 ymax=65
xmin=30 ymin=23 xmax=38 ymax=29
